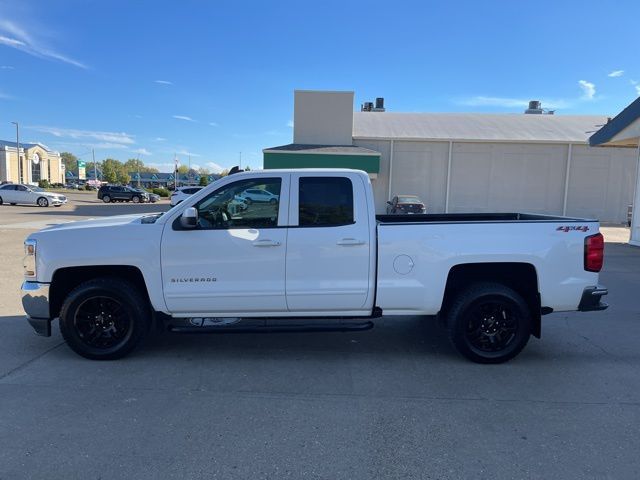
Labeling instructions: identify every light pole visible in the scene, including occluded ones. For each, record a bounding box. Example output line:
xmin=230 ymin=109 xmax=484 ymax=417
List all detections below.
xmin=137 ymin=155 xmax=141 ymax=188
xmin=10 ymin=122 xmax=22 ymax=183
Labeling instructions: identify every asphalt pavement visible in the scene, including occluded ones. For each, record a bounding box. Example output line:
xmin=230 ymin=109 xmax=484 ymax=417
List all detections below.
xmin=1 ymin=194 xmax=639 ymax=479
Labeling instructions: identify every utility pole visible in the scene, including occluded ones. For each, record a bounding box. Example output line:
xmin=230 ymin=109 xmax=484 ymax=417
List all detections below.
xmin=11 ymin=122 xmax=21 ymax=183
xmin=92 ymin=149 xmax=97 ymax=184
xmin=137 ymin=155 xmax=141 ymax=188
xmin=174 ymin=154 xmax=178 ymax=189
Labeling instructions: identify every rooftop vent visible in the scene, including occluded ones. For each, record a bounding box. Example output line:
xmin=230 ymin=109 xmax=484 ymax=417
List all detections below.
xmin=524 ymin=100 xmax=555 ymax=115
xmin=361 ymin=97 xmax=385 ymax=112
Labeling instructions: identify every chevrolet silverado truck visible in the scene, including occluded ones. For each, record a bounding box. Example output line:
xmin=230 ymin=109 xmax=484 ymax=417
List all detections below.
xmin=21 ymin=169 xmax=608 ymax=363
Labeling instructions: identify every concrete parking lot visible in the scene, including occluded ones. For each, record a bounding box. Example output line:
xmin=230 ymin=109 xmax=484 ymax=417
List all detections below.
xmin=1 ymin=196 xmax=639 ymax=479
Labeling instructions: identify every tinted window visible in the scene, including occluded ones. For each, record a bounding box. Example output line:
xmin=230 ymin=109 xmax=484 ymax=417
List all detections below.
xmin=299 ymin=177 xmax=353 ymax=227
xmin=0 ymin=185 xmax=15 ymax=190
xmin=194 ymin=178 xmax=281 ymax=229
xmin=17 ymin=185 xmax=28 ymax=191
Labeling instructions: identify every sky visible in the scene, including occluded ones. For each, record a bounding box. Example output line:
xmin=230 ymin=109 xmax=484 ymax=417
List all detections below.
xmin=0 ymin=0 xmax=639 ymax=173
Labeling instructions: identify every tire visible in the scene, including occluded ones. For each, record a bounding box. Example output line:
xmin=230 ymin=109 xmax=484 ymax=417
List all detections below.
xmin=59 ymin=277 xmax=150 ymax=360
xmin=0 ymin=196 xmax=3 ymax=205
xmin=269 ymin=198 xmax=277 ymax=205
xmin=37 ymin=197 xmax=49 ymax=207
xmin=132 ymin=196 xmax=140 ymax=203
xmin=244 ymin=197 xmax=252 ymax=205
xmin=446 ymin=282 xmax=531 ymax=364
xmin=102 ymin=195 xmax=111 ymax=203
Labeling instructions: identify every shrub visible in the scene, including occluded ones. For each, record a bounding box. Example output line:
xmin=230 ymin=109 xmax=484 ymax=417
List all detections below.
xmin=84 ymin=184 xmax=92 ymax=191
xmin=152 ymin=187 xmax=170 ymax=197
xmin=38 ymin=179 xmax=50 ymax=188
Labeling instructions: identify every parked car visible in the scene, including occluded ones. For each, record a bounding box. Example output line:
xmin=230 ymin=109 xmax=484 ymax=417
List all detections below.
xmin=97 ymin=185 xmax=149 ymax=203
xmin=148 ymin=193 xmax=160 ymax=203
xmin=0 ymin=184 xmax=67 ymax=207
xmin=21 ymin=169 xmax=608 ymax=364
xmin=386 ymin=195 xmax=427 ymax=214
xmin=240 ymin=187 xmax=279 ymax=204
xmin=628 ymin=205 xmax=633 ymax=227
xmin=170 ymin=186 xmax=203 ymax=206
xmin=65 ymin=183 xmax=81 ymax=190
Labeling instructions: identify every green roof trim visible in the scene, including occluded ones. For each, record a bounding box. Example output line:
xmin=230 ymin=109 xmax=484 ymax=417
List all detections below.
xmin=263 ymin=151 xmax=380 ymax=174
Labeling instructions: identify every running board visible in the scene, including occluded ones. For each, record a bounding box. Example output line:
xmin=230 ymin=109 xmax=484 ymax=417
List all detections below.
xmin=169 ymin=320 xmax=375 ymax=334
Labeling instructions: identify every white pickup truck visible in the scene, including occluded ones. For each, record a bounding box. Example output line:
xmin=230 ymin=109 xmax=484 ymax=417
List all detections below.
xmin=21 ymin=169 xmax=608 ymax=363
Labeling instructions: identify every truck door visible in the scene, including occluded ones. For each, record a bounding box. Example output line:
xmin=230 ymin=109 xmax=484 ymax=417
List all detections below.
xmin=161 ymin=174 xmax=290 ymax=314
xmin=286 ymin=173 xmax=372 ymax=312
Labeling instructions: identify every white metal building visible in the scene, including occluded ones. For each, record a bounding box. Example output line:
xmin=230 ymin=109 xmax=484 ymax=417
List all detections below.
xmin=265 ymin=91 xmax=637 ymax=223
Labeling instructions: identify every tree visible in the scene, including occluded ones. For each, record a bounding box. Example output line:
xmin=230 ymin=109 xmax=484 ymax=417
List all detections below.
xmin=219 ymin=169 xmax=229 ymax=177
xmin=117 ymin=170 xmax=131 ymax=185
xmin=199 ymin=175 xmax=208 ymax=186
xmin=101 ymin=158 xmax=122 ymax=184
xmin=60 ymin=152 xmax=78 ymax=174
xmin=124 ymin=158 xmax=159 ymax=174
xmin=177 ymin=165 xmax=189 ymax=175
xmin=197 ymin=167 xmax=210 ymax=175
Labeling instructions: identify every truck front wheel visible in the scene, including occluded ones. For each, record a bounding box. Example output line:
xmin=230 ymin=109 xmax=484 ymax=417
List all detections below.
xmin=59 ymin=278 xmax=150 ymax=360
xmin=446 ymin=282 xmax=531 ymax=364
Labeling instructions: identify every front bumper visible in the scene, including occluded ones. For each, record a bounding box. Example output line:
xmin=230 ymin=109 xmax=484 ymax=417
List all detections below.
xmin=21 ymin=281 xmax=52 ymax=336
xmin=49 ymin=197 xmax=67 ymax=205
xmin=578 ymin=285 xmax=609 ymax=312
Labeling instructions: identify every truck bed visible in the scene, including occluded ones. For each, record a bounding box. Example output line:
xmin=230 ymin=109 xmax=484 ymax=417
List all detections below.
xmin=376 ymin=212 xmax=594 ymax=224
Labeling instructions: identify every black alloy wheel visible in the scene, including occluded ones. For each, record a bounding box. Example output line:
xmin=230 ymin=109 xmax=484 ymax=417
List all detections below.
xmin=59 ymin=278 xmax=150 ymax=360
xmin=447 ymin=283 xmax=531 ymax=364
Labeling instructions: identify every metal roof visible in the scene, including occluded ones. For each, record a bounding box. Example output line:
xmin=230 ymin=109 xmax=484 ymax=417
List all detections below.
xmin=589 ymin=96 xmax=640 ymax=147
xmin=263 ymin=144 xmax=380 ymax=155
xmin=353 ymin=112 xmax=610 ymax=144
xmin=0 ymin=140 xmax=55 ymax=152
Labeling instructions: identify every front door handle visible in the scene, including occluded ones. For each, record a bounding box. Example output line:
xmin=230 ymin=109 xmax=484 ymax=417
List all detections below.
xmin=337 ymin=238 xmax=366 ymax=246
xmin=252 ymin=239 xmax=281 ymax=247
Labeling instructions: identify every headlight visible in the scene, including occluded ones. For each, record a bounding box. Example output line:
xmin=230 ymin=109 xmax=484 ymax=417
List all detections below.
xmin=23 ymin=239 xmax=37 ymax=278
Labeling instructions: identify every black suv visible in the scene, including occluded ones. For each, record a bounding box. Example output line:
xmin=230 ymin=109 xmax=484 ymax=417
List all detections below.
xmin=98 ymin=185 xmax=149 ymax=203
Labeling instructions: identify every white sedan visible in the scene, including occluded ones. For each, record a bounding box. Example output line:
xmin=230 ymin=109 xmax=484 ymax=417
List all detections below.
xmin=170 ymin=186 xmax=204 ymax=207
xmin=0 ymin=184 xmax=67 ymax=207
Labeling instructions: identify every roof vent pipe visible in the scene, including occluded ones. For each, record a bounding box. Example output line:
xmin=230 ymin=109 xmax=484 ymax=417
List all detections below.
xmin=525 ymin=100 xmax=544 ymax=114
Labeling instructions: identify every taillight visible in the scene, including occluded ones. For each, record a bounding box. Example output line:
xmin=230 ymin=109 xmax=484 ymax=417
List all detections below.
xmin=584 ymin=233 xmax=604 ymax=272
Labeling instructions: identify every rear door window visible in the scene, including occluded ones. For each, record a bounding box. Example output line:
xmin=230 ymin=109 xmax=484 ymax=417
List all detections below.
xmin=298 ymin=177 xmax=354 ymax=227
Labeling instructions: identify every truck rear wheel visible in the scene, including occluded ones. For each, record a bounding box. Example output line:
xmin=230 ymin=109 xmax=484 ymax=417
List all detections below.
xmin=59 ymin=278 xmax=150 ymax=360
xmin=446 ymin=282 xmax=531 ymax=364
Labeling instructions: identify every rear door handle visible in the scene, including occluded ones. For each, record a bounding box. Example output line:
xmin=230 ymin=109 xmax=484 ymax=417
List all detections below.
xmin=252 ymin=239 xmax=281 ymax=247
xmin=337 ymin=238 xmax=366 ymax=246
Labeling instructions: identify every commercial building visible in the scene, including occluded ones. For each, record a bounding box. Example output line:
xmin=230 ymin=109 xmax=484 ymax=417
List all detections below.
xmin=589 ymin=96 xmax=640 ymax=245
xmin=264 ymin=91 xmax=637 ymax=223
xmin=0 ymin=140 xmax=64 ymax=185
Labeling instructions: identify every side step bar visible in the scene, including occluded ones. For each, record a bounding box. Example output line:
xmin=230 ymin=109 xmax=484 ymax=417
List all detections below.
xmin=169 ymin=321 xmax=375 ymax=334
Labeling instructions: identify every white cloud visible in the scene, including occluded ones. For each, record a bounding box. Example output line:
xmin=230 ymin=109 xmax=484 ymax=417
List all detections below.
xmin=27 ymin=125 xmax=135 ymax=145
xmin=51 ymin=141 xmax=130 ymax=150
xmin=154 ymin=80 xmax=173 ymax=85
xmin=578 ymin=80 xmax=596 ymax=100
xmin=287 ymin=120 xmax=294 ymax=128
xmin=608 ymin=70 xmax=624 ymax=78
xmin=154 ymin=137 xmax=167 ymax=142
xmin=1 ymin=65 xmax=15 ymax=69
xmin=173 ymin=115 xmax=194 ymax=122
xmin=0 ymin=20 xmax=87 ymax=69
xmin=132 ymin=148 xmax=152 ymax=156
xmin=0 ymin=90 xmax=12 ymax=100
xmin=630 ymin=80 xmax=640 ymax=95
xmin=209 ymin=122 xmax=219 ymax=127
xmin=205 ymin=162 xmax=224 ymax=173
xmin=175 ymin=149 xmax=200 ymax=157
xmin=458 ymin=96 xmax=569 ymax=109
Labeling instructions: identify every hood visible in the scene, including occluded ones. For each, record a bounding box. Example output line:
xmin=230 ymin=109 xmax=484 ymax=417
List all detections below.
xmin=37 ymin=214 xmax=147 ymax=233
xmin=38 ymin=191 xmax=65 ymax=197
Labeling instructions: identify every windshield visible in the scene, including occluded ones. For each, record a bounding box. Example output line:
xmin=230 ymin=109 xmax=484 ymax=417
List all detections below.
xmin=398 ymin=195 xmax=421 ymax=203
xmin=31 ymin=186 xmax=43 ymax=192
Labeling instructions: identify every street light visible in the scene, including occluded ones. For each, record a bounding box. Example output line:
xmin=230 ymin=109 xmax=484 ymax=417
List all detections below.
xmin=10 ymin=122 xmax=22 ymax=183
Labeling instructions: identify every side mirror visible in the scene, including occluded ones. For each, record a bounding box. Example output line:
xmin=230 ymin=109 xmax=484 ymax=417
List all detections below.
xmin=180 ymin=207 xmax=198 ymax=229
